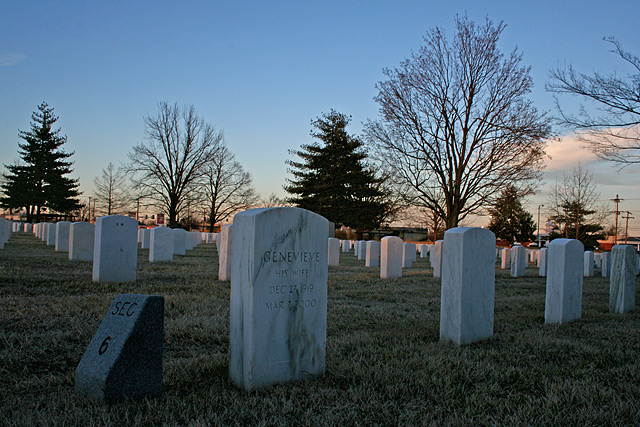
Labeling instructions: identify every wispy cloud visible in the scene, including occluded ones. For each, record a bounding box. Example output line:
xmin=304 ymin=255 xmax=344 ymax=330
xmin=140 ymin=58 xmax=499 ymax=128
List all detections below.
xmin=544 ymin=133 xmax=599 ymax=172
xmin=0 ymin=52 xmax=27 ymax=67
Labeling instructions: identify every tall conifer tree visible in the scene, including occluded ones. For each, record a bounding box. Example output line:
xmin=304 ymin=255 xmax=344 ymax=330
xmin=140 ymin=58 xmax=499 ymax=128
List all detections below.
xmin=285 ymin=110 xmax=390 ymax=232
xmin=487 ymin=185 xmax=535 ymax=242
xmin=1 ymin=103 xmax=81 ymax=222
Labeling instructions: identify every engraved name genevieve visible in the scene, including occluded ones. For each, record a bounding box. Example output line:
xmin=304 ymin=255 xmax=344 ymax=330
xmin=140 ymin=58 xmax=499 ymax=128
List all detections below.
xmin=262 ymin=251 xmax=321 ymax=263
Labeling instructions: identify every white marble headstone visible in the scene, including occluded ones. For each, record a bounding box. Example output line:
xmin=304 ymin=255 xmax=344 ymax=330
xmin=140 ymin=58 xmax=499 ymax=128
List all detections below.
xmin=365 ymin=240 xmax=381 ymax=268
xmin=609 ymin=245 xmax=636 ymax=313
xmin=500 ymin=248 xmax=511 ymax=269
xmin=440 ymin=227 xmax=496 ymax=345
xmin=141 ymin=228 xmax=151 ymax=249
xmin=420 ymin=244 xmax=429 ymax=258
xmin=510 ymin=245 xmax=527 ymax=277
xmin=583 ymin=251 xmax=594 ymax=277
xmin=601 ymin=252 xmax=611 ymax=277
xmin=149 ymin=227 xmax=175 ymax=262
xmin=357 ymin=241 xmax=367 ymax=261
xmin=545 ymin=238 xmax=583 ymax=324
xmin=402 ymin=243 xmax=416 ymax=268
xmin=69 ymin=222 xmax=95 ymax=261
xmin=432 ymin=240 xmax=443 ymax=278
xmin=55 ymin=221 xmax=71 ymax=252
xmin=46 ymin=222 xmax=56 ymax=245
xmin=328 ymin=238 xmax=340 ymax=266
xmin=173 ymin=228 xmax=187 ymax=256
xmin=0 ymin=217 xmax=10 ymax=248
xmin=92 ymin=215 xmax=138 ymax=283
xmin=229 ymin=207 xmax=328 ymax=391
xmin=538 ymin=248 xmax=548 ymax=277
xmin=218 ymin=224 xmax=233 ymax=281
xmin=380 ymin=236 xmax=402 ymax=279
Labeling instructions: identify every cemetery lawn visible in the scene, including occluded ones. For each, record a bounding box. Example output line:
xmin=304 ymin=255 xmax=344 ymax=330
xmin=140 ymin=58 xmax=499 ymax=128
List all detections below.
xmin=1 ymin=233 xmax=639 ymax=426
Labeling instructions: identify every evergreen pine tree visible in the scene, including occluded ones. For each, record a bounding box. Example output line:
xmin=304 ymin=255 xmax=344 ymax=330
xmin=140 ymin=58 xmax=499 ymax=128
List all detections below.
xmin=285 ymin=110 xmax=390 ymax=232
xmin=487 ymin=185 xmax=535 ymax=242
xmin=1 ymin=102 xmax=81 ymax=222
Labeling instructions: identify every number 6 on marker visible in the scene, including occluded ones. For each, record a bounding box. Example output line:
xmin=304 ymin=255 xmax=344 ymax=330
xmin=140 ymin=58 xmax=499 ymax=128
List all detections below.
xmin=98 ymin=336 xmax=111 ymax=355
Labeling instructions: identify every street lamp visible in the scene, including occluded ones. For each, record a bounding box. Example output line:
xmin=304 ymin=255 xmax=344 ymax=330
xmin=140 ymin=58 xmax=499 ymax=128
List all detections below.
xmin=537 ymin=204 xmax=544 ymax=248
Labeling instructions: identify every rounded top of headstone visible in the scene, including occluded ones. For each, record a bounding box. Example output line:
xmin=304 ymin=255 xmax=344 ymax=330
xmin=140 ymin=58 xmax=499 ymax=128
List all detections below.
xmin=444 ymin=226 xmax=496 ymax=239
xmin=234 ymin=206 xmax=328 ymax=224
xmin=548 ymin=238 xmax=584 ymax=251
xmin=96 ymin=215 xmax=138 ymax=226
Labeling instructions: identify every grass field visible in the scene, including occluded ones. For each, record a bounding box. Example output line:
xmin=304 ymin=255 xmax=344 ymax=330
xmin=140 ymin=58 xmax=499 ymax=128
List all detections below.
xmin=1 ymin=232 xmax=639 ymax=426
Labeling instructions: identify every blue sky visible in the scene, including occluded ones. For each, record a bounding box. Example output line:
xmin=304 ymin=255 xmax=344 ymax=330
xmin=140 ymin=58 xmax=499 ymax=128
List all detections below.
xmin=1 ymin=1 xmax=639 ymax=232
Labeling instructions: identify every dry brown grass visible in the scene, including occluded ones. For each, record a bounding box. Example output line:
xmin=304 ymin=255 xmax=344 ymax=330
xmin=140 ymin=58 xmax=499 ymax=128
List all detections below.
xmin=1 ymin=233 xmax=639 ymax=426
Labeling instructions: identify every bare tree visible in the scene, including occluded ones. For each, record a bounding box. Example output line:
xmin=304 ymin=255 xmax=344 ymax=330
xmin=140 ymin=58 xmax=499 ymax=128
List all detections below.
xmin=548 ymin=38 xmax=640 ymax=165
xmin=260 ymin=193 xmax=289 ymax=207
xmin=128 ymin=102 xmax=223 ymax=228
xmin=201 ymin=144 xmax=258 ymax=230
xmin=546 ymin=164 xmax=607 ymax=247
xmin=365 ymin=16 xmax=551 ymax=229
xmin=93 ymin=162 xmax=131 ymax=216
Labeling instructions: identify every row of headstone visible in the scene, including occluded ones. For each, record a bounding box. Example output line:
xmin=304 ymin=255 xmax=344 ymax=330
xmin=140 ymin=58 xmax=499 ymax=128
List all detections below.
xmin=28 ymin=217 xmax=205 ymax=282
xmin=73 ymin=207 xmax=638 ymax=401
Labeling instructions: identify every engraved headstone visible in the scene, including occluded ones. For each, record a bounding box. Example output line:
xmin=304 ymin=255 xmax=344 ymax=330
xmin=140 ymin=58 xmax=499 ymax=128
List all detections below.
xmin=69 ymin=222 xmax=95 ymax=261
xmin=420 ymin=244 xmax=429 ymax=258
xmin=365 ymin=240 xmax=381 ymax=268
xmin=218 ymin=224 xmax=233 ymax=281
xmin=328 ymin=238 xmax=340 ymax=266
xmin=380 ymin=236 xmax=402 ymax=279
xmin=173 ymin=228 xmax=187 ymax=256
xmin=46 ymin=222 xmax=56 ymax=245
xmin=440 ymin=227 xmax=495 ymax=345
xmin=0 ymin=217 xmax=10 ymax=248
xmin=583 ymin=251 xmax=594 ymax=277
xmin=185 ymin=232 xmax=196 ymax=251
xmin=545 ymin=238 xmax=583 ymax=324
xmin=357 ymin=241 xmax=367 ymax=261
xmin=92 ymin=215 xmax=138 ymax=283
xmin=55 ymin=221 xmax=71 ymax=252
xmin=538 ymin=248 xmax=548 ymax=277
xmin=609 ymin=245 xmax=636 ymax=313
xmin=402 ymin=243 xmax=416 ymax=268
xmin=75 ymin=294 xmax=164 ymax=402
xmin=141 ymin=228 xmax=151 ymax=249
xmin=229 ymin=207 xmax=328 ymax=391
xmin=432 ymin=240 xmax=443 ymax=278
xmin=341 ymin=240 xmax=349 ymax=253
xmin=149 ymin=227 xmax=174 ymax=262
xmin=501 ymin=248 xmax=511 ymax=269
xmin=601 ymin=252 xmax=611 ymax=277
xmin=510 ymin=245 xmax=527 ymax=277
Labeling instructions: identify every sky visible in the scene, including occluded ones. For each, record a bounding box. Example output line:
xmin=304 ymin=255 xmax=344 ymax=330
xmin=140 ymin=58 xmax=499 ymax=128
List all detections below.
xmin=1 ymin=1 xmax=639 ymax=234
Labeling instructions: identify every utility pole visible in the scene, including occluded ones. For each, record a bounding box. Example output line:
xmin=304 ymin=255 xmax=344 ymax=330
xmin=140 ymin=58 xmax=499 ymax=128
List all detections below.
xmin=537 ymin=204 xmax=544 ymax=248
xmin=623 ymin=211 xmax=634 ymax=244
xmin=611 ymin=194 xmax=623 ymax=244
